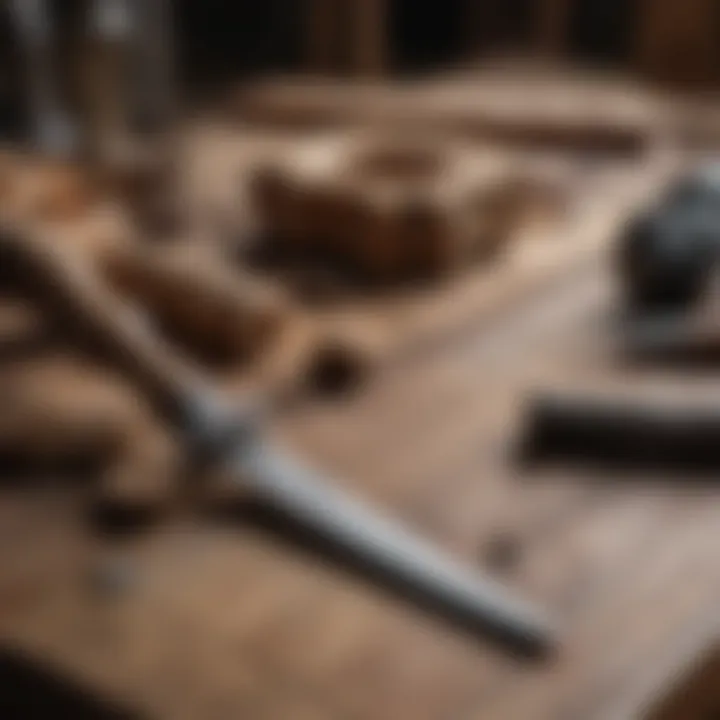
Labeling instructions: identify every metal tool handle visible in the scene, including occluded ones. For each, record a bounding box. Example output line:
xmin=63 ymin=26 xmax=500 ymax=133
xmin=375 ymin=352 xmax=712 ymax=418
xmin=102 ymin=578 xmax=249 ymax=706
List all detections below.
xmin=240 ymin=442 xmax=557 ymax=657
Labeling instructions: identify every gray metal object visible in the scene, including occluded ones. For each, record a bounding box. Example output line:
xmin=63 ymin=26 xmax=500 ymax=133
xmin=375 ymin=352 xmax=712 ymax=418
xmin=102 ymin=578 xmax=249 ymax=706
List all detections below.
xmin=237 ymin=441 xmax=555 ymax=654
xmin=172 ymin=382 xmax=557 ymax=657
xmin=7 ymin=0 xmax=175 ymax=157
xmin=617 ymin=163 xmax=720 ymax=313
xmin=9 ymin=0 xmax=78 ymax=154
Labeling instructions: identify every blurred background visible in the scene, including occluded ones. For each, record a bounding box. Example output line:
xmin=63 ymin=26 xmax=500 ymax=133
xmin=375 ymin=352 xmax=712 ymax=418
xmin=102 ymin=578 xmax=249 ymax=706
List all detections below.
xmin=2 ymin=2 xmax=720 ymax=719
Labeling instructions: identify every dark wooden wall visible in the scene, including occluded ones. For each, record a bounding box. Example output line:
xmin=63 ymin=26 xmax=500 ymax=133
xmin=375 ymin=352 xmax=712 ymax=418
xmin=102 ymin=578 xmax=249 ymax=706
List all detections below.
xmin=388 ymin=0 xmax=468 ymax=73
xmin=176 ymin=0 xmax=304 ymax=89
xmin=636 ymin=0 xmax=720 ymax=87
xmin=0 ymin=8 xmax=26 ymax=139
xmin=567 ymin=0 xmax=639 ymax=65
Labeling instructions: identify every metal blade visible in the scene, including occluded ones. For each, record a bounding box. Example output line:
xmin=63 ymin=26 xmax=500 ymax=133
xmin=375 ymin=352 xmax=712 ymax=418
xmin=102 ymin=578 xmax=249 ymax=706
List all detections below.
xmin=229 ymin=441 xmax=556 ymax=657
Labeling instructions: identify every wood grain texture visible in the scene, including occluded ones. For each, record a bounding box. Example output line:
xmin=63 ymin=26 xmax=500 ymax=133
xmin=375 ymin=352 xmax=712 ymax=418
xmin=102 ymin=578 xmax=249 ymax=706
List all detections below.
xmin=1 ymin=256 xmax=719 ymax=719
xmin=0 ymin=88 xmax=712 ymax=718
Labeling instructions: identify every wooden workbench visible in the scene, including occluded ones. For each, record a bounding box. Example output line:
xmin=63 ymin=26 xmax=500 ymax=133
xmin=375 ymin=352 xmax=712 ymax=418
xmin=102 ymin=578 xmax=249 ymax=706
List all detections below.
xmin=2 ymin=250 xmax=719 ymax=719
xmin=0 ymin=95 xmax=715 ymax=717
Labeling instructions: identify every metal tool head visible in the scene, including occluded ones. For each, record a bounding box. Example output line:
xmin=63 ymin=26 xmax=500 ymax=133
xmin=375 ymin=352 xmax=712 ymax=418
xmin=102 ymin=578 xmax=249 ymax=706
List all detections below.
xmin=175 ymin=386 xmax=265 ymax=468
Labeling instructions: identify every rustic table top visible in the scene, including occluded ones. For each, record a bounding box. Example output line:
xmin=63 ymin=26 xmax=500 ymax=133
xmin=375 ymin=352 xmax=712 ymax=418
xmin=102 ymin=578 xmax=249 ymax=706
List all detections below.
xmin=0 ymin=114 xmax=714 ymax=719
xmin=1 ymin=256 xmax=719 ymax=720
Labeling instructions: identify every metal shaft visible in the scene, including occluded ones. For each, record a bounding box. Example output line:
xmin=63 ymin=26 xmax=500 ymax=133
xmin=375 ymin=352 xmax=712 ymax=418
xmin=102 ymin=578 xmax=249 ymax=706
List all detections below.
xmin=238 ymin=443 xmax=555 ymax=656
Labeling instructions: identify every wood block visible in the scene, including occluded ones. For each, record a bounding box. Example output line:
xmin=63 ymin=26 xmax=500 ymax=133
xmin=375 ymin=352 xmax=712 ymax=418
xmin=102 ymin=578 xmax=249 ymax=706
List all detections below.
xmin=0 ymin=351 xmax=180 ymax=519
xmin=251 ymin=137 xmax=352 ymax=253
xmin=0 ymin=355 xmax=153 ymax=465
xmin=102 ymin=244 xmax=291 ymax=365
xmin=250 ymin=134 xmax=538 ymax=282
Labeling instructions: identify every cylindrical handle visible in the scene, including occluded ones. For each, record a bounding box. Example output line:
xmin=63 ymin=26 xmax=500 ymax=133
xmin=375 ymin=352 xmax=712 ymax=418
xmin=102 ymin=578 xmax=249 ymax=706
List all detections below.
xmin=0 ymin=221 xmax=202 ymax=421
xmin=239 ymin=442 xmax=556 ymax=657
xmin=523 ymin=393 xmax=720 ymax=469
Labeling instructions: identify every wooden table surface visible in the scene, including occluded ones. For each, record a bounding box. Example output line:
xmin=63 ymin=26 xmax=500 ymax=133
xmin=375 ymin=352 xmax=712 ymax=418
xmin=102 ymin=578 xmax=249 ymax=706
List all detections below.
xmin=1 ymin=255 xmax=719 ymax=719
xmin=0 ymin=105 xmax=714 ymax=719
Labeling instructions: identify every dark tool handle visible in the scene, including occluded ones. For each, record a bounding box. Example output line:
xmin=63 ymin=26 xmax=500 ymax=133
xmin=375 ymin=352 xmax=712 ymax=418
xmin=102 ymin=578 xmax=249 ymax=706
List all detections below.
xmin=523 ymin=393 xmax=720 ymax=468
xmin=239 ymin=443 xmax=557 ymax=657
